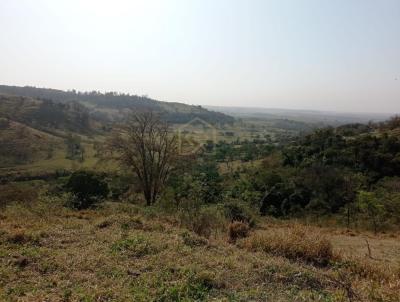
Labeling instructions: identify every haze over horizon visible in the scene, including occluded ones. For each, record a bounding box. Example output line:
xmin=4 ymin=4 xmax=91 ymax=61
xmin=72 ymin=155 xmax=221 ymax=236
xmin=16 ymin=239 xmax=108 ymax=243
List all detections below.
xmin=1 ymin=0 xmax=399 ymax=113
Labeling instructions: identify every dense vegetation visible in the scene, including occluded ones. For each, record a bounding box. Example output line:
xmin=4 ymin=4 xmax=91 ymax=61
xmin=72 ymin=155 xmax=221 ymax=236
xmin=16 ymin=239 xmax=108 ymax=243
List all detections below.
xmin=191 ymin=117 xmax=400 ymax=232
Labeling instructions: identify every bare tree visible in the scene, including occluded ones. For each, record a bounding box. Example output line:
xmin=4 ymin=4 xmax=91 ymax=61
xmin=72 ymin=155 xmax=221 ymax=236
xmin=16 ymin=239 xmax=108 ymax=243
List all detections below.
xmin=106 ymin=111 xmax=178 ymax=205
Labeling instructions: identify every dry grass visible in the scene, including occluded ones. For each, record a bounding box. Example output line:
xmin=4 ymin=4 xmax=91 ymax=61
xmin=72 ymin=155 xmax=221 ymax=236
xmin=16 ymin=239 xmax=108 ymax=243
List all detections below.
xmin=241 ymin=224 xmax=335 ymax=266
xmin=0 ymin=200 xmax=399 ymax=301
xmin=228 ymin=221 xmax=250 ymax=243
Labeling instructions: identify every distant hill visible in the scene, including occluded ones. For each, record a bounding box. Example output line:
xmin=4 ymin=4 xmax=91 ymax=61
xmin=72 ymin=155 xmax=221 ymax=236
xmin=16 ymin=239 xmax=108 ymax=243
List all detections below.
xmin=0 ymin=85 xmax=234 ymax=125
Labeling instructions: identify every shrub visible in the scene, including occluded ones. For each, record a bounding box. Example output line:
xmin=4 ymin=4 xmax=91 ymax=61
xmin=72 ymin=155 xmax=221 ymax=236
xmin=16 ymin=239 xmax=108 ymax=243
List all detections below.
xmin=228 ymin=221 xmax=250 ymax=243
xmin=179 ymin=204 xmax=227 ymax=238
xmin=223 ymin=201 xmax=256 ymax=227
xmin=241 ymin=224 xmax=335 ymax=266
xmin=65 ymin=171 xmax=109 ymax=209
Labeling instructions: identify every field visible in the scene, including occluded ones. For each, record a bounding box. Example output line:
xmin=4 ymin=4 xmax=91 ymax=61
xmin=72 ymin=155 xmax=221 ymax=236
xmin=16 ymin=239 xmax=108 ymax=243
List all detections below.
xmin=0 ymin=198 xmax=399 ymax=302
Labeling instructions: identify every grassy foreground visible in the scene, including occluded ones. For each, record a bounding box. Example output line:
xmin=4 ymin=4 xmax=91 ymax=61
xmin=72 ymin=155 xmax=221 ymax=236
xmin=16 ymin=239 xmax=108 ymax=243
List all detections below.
xmin=0 ymin=199 xmax=399 ymax=301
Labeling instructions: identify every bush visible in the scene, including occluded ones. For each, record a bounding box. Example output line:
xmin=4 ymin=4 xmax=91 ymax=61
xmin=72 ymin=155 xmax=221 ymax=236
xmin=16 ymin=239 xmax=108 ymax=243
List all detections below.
xmin=178 ymin=203 xmax=227 ymax=238
xmin=223 ymin=201 xmax=256 ymax=227
xmin=241 ymin=224 xmax=335 ymax=266
xmin=65 ymin=171 xmax=109 ymax=210
xmin=228 ymin=221 xmax=249 ymax=243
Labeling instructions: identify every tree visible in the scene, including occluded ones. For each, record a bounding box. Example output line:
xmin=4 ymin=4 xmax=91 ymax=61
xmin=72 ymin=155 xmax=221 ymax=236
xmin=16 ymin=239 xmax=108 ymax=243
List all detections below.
xmin=65 ymin=134 xmax=84 ymax=161
xmin=357 ymin=191 xmax=385 ymax=234
xmin=193 ymin=160 xmax=223 ymax=204
xmin=106 ymin=111 xmax=178 ymax=205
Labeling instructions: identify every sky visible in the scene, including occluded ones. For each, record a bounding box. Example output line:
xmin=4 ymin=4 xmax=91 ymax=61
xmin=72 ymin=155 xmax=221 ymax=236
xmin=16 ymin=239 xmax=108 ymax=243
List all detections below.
xmin=0 ymin=0 xmax=399 ymax=113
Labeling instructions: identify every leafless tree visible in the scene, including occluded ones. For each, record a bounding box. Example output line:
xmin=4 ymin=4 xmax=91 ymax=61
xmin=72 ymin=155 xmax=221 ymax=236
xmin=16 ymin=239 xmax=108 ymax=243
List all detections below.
xmin=106 ymin=111 xmax=178 ymax=205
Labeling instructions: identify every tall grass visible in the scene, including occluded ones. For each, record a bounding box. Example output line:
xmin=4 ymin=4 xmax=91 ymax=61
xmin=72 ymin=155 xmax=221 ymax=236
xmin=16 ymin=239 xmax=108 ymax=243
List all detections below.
xmin=241 ymin=224 xmax=336 ymax=266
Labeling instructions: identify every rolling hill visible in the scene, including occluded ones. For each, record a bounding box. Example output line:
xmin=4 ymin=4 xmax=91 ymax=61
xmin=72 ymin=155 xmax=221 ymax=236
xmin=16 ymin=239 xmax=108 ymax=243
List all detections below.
xmin=0 ymin=85 xmax=234 ymax=125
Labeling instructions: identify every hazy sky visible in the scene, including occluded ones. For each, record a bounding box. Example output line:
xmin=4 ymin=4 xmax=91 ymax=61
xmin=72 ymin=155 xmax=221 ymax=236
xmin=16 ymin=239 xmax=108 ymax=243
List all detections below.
xmin=1 ymin=0 xmax=399 ymax=113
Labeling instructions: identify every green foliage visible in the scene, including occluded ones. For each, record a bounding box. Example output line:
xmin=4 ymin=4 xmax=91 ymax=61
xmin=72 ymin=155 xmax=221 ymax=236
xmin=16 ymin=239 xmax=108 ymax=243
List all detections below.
xmin=168 ymin=161 xmax=222 ymax=206
xmin=194 ymin=161 xmax=223 ymax=204
xmin=283 ymin=127 xmax=400 ymax=182
xmin=65 ymin=171 xmax=109 ymax=209
xmin=356 ymin=191 xmax=386 ymax=233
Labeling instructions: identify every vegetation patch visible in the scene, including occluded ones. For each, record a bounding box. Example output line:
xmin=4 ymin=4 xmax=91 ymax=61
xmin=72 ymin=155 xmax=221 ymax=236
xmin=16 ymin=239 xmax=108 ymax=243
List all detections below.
xmin=180 ymin=231 xmax=208 ymax=247
xmin=110 ymin=235 xmax=160 ymax=257
xmin=154 ymin=270 xmax=217 ymax=301
xmin=242 ymin=225 xmax=335 ymax=266
xmin=228 ymin=221 xmax=250 ymax=243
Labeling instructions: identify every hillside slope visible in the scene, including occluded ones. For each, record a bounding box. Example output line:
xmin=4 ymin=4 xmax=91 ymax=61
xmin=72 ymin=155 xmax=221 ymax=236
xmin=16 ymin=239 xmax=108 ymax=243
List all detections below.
xmin=0 ymin=119 xmax=62 ymax=168
xmin=0 ymin=94 xmax=91 ymax=134
xmin=0 ymin=85 xmax=234 ymax=125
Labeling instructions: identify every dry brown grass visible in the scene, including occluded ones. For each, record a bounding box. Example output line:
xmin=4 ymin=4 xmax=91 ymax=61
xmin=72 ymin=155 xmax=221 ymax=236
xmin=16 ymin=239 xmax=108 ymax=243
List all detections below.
xmin=228 ymin=221 xmax=250 ymax=243
xmin=241 ymin=224 xmax=336 ymax=266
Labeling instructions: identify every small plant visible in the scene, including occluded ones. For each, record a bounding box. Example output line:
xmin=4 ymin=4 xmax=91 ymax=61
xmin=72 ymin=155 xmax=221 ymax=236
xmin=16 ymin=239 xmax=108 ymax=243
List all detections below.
xmin=228 ymin=221 xmax=250 ymax=243
xmin=65 ymin=171 xmax=109 ymax=210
